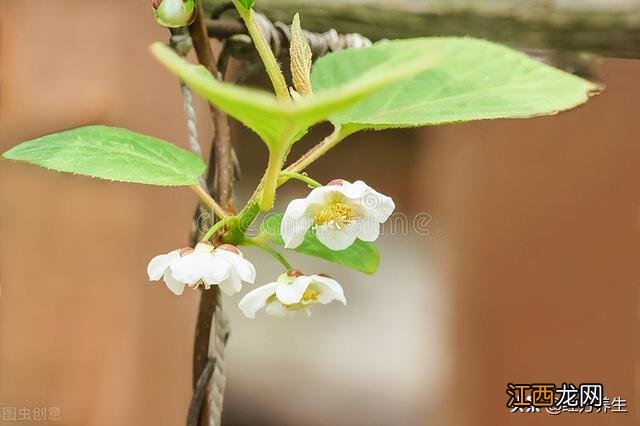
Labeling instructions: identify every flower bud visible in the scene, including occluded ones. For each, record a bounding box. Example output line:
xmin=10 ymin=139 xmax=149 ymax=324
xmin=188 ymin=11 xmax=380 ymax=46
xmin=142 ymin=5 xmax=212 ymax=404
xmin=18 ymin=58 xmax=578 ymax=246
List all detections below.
xmin=217 ymin=244 xmax=240 ymax=254
xmin=288 ymin=269 xmax=305 ymax=278
xmin=153 ymin=0 xmax=196 ymax=28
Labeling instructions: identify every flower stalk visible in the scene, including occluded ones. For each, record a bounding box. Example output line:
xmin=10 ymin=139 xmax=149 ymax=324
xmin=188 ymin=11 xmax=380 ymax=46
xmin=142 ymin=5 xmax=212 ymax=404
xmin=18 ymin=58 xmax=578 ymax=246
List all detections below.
xmin=278 ymin=172 xmax=322 ymax=188
xmin=258 ymin=147 xmax=287 ymax=211
xmin=232 ymin=1 xmax=290 ymax=101
xmin=190 ymin=184 xmax=228 ymax=220
xmin=242 ymin=236 xmax=293 ymax=270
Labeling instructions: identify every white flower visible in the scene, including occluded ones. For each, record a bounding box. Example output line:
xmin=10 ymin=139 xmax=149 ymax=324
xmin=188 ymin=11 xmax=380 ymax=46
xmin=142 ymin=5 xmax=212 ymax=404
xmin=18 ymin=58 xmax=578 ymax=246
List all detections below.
xmin=238 ymin=271 xmax=346 ymax=318
xmin=213 ymin=244 xmax=257 ymax=295
xmin=281 ymin=179 xmax=395 ymax=251
xmin=147 ymin=242 xmax=255 ymax=296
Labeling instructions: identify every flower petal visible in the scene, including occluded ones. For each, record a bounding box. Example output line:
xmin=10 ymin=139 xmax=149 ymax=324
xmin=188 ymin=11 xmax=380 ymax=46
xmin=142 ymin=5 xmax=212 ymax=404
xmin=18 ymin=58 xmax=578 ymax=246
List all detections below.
xmin=338 ymin=180 xmax=369 ymax=199
xmin=311 ymin=275 xmax=346 ymax=305
xmin=194 ymin=242 xmax=214 ymax=253
xmin=170 ymin=251 xmax=212 ymax=285
xmin=357 ymin=182 xmax=395 ymax=222
xmin=265 ymin=301 xmax=292 ymax=316
xmin=215 ymin=250 xmax=256 ymax=284
xmin=281 ymin=212 xmax=313 ymax=249
xmin=315 ymin=224 xmax=357 ymax=251
xmin=202 ymin=256 xmax=231 ymax=286
xmin=163 ymin=269 xmax=186 ymax=296
xmin=356 ymin=214 xmax=381 ymax=242
xmin=368 ymin=193 xmax=395 ymax=222
xmin=235 ymin=257 xmax=256 ymax=283
xmin=238 ymin=282 xmax=278 ymax=319
xmin=275 ymin=275 xmax=312 ymax=305
xmin=282 ymin=197 xmax=310 ymax=219
xmin=304 ymin=185 xmax=340 ymax=205
xmin=219 ymin=275 xmax=242 ymax=295
xmin=147 ymin=250 xmax=179 ymax=281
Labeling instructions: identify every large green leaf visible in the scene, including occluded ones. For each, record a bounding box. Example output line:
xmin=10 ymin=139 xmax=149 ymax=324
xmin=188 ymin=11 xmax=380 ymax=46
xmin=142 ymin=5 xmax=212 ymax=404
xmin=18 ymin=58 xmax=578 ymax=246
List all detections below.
xmin=260 ymin=213 xmax=380 ymax=274
xmin=150 ymin=42 xmax=437 ymax=150
xmin=2 ymin=125 xmax=205 ymax=186
xmin=311 ymin=37 xmax=600 ymax=130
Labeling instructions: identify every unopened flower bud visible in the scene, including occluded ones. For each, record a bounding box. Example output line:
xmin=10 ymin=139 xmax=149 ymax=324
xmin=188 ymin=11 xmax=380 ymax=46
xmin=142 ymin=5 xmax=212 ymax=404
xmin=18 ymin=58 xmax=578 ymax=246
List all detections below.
xmin=153 ymin=0 xmax=196 ymax=28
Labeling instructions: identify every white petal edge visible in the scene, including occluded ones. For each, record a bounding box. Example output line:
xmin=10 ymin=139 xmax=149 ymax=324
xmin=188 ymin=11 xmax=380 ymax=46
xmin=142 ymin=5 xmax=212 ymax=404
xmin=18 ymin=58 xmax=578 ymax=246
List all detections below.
xmin=163 ymin=270 xmax=186 ymax=296
xmin=215 ymin=250 xmax=256 ymax=284
xmin=315 ymin=225 xmax=358 ymax=251
xmin=265 ymin=300 xmax=292 ymax=316
xmin=356 ymin=214 xmax=381 ymax=242
xmin=282 ymin=214 xmax=313 ymax=249
xmin=170 ymin=251 xmax=212 ymax=285
xmin=311 ymin=275 xmax=347 ymax=305
xmin=147 ymin=250 xmax=179 ymax=281
xmin=338 ymin=180 xmax=369 ymax=199
xmin=238 ymin=282 xmax=278 ymax=319
xmin=202 ymin=256 xmax=231 ymax=286
xmin=275 ymin=276 xmax=312 ymax=305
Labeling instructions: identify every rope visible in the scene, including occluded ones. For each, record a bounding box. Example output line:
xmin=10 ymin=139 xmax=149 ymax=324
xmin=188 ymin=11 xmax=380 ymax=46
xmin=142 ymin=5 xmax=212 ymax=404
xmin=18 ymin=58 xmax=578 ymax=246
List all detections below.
xmin=170 ymin=28 xmax=207 ymax=188
xmin=206 ymin=295 xmax=230 ymax=426
xmin=186 ymin=359 xmax=216 ymax=426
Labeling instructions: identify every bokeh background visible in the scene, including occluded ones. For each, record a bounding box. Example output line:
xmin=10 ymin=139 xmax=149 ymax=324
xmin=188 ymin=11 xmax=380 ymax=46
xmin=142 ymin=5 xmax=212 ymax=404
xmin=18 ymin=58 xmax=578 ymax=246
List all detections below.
xmin=0 ymin=1 xmax=638 ymax=425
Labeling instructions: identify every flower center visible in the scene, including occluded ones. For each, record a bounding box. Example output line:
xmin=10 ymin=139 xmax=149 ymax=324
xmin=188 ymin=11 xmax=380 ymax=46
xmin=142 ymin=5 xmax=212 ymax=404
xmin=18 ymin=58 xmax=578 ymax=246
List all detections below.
xmin=300 ymin=287 xmax=319 ymax=303
xmin=313 ymin=202 xmax=358 ymax=228
xmin=279 ymin=287 xmax=320 ymax=311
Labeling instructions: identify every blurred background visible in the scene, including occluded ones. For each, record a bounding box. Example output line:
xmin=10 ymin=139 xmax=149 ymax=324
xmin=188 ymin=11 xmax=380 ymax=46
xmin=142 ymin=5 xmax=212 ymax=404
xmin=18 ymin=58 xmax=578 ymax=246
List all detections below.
xmin=0 ymin=1 xmax=638 ymax=425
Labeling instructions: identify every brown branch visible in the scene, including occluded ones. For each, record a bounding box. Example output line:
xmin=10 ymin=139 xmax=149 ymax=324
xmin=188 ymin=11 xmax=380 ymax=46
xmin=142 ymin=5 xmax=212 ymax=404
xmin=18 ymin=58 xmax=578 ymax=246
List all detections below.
xmin=188 ymin=1 xmax=237 ymax=425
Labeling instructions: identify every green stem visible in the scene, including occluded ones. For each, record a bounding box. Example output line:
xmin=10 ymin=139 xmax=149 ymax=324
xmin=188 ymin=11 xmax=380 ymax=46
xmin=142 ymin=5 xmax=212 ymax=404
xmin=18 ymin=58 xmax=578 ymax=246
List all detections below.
xmin=278 ymin=172 xmax=322 ymax=188
xmin=242 ymin=236 xmax=292 ymax=270
xmin=259 ymin=149 xmax=286 ymax=211
xmin=233 ymin=2 xmax=290 ymax=101
xmin=281 ymin=125 xmax=354 ymax=183
xmin=228 ymin=126 xmax=355 ymax=242
xmin=190 ymin=184 xmax=228 ymax=220
xmin=201 ymin=216 xmax=233 ymax=242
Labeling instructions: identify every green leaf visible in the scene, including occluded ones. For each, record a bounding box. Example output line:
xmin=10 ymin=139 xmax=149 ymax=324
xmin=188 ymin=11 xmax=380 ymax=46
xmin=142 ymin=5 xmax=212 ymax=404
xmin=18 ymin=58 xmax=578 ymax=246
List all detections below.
xmin=235 ymin=0 xmax=255 ymax=9
xmin=311 ymin=37 xmax=600 ymax=130
xmin=150 ymin=42 xmax=437 ymax=151
xmin=260 ymin=213 xmax=380 ymax=274
xmin=2 ymin=125 xmax=205 ymax=186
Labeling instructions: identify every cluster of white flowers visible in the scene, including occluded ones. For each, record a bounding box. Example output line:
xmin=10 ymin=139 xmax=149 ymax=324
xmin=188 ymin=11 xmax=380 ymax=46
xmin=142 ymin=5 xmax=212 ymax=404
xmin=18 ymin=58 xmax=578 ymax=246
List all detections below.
xmin=147 ymin=242 xmax=255 ymax=296
xmin=147 ymin=179 xmax=394 ymax=318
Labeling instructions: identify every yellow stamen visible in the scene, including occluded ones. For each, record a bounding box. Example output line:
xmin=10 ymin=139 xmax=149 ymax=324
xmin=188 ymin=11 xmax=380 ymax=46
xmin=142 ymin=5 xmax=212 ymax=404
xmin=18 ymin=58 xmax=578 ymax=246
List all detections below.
xmin=313 ymin=201 xmax=358 ymax=228
xmin=279 ymin=287 xmax=321 ymax=311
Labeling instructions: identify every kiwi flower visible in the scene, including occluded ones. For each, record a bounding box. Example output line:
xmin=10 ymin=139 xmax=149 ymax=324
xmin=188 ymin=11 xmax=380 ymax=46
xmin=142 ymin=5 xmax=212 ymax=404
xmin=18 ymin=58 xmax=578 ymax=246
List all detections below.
xmin=238 ymin=271 xmax=346 ymax=318
xmin=280 ymin=179 xmax=395 ymax=250
xmin=147 ymin=242 xmax=255 ymax=296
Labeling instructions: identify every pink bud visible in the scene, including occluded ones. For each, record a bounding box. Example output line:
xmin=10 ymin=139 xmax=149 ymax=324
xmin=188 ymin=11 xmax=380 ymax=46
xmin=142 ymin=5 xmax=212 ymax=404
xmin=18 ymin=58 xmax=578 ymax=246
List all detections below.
xmin=179 ymin=247 xmax=194 ymax=256
xmin=288 ymin=269 xmax=305 ymax=278
xmin=217 ymin=244 xmax=240 ymax=255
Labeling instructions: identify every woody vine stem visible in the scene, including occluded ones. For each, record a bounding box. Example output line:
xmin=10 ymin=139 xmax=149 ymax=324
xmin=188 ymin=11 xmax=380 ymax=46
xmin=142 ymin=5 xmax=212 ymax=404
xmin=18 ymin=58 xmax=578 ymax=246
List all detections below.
xmin=174 ymin=2 xmax=356 ymax=424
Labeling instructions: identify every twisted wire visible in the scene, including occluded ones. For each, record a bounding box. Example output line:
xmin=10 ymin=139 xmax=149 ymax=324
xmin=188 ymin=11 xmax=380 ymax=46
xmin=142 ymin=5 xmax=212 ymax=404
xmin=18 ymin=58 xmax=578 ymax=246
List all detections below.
xmin=209 ymin=13 xmax=372 ymax=62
